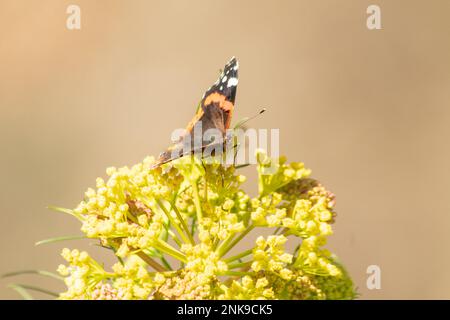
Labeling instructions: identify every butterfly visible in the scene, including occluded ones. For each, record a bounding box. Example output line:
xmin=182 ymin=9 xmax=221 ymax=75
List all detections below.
xmin=151 ymin=57 xmax=239 ymax=168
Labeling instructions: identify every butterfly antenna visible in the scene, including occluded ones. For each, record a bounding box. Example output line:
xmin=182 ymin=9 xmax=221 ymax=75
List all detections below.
xmin=234 ymin=108 xmax=267 ymax=129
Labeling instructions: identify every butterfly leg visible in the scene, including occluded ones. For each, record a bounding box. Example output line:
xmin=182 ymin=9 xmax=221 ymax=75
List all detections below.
xmin=232 ymin=142 xmax=250 ymax=168
xmin=233 ymin=142 xmax=240 ymax=166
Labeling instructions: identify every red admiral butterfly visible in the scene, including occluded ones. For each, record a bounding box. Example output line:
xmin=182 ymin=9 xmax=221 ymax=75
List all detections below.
xmin=152 ymin=57 xmax=239 ymax=168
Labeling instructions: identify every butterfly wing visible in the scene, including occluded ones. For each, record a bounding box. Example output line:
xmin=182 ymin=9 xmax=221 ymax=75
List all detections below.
xmin=152 ymin=57 xmax=239 ymax=167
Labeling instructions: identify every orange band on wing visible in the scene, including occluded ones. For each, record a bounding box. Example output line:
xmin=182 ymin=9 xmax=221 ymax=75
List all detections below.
xmin=203 ymin=92 xmax=234 ymax=112
xmin=185 ymin=108 xmax=204 ymax=132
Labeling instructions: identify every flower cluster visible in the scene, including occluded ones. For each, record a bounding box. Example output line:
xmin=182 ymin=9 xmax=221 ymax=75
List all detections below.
xmin=56 ymin=150 xmax=356 ymax=299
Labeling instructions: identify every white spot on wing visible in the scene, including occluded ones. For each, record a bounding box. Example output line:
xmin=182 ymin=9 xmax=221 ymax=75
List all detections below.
xmin=221 ymin=76 xmax=227 ymax=83
xmin=227 ymin=77 xmax=238 ymax=87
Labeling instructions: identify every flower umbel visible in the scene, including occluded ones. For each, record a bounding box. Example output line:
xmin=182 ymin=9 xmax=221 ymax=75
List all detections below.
xmin=55 ymin=151 xmax=356 ymax=300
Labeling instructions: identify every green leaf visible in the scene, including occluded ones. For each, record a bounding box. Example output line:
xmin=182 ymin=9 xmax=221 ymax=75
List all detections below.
xmin=8 ymin=284 xmax=58 ymax=298
xmin=35 ymin=235 xmax=86 ymax=246
xmin=47 ymin=205 xmax=82 ymax=220
xmin=2 ymin=270 xmax=63 ymax=281
xmin=8 ymin=284 xmax=33 ymax=300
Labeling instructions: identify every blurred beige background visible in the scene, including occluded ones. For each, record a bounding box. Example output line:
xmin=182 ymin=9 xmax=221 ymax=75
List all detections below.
xmin=1 ymin=0 xmax=450 ymax=299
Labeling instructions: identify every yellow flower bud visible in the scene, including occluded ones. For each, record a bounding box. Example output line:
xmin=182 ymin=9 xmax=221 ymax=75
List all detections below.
xmin=222 ymin=199 xmax=235 ymax=211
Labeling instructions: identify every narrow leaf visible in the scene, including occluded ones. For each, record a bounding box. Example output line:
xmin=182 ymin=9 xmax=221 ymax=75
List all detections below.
xmin=8 ymin=284 xmax=33 ymax=300
xmin=9 ymin=283 xmax=58 ymax=298
xmin=47 ymin=205 xmax=75 ymax=215
xmin=47 ymin=205 xmax=83 ymax=221
xmin=35 ymin=235 xmax=86 ymax=246
xmin=2 ymin=270 xmax=63 ymax=281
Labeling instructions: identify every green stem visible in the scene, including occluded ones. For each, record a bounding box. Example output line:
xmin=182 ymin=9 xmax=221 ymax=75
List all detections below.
xmin=191 ymin=181 xmax=203 ymax=221
xmin=190 ymin=216 xmax=197 ymax=237
xmin=167 ymin=230 xmax=182 ymax=247
xmin=135 ymin=251 xmax=167 ymax=272
xmin=228 ymin=261 xmax=252 ymax=269
xmin=224 ymin=249 xmax=253 ymax=263
xmin=216 ymin=234 xmax=236 ymax=256
xmin=126 ymin=212 xmax=139 ymax=224
xmin=171 ymin=202 xmax=195 ymax=245
xmin=257 ymin=169 xmax=265 ymax=196
xmin=218 ymin=271 xmax=253 ymax=277
xmin=154 ymin=239 xmax=187 ymax=263
xmin=218 ymin=225 xmax=255 ymax=258
xmin=160 ymin=256 xmax=173 ymax=271
xmin=157 ymin=199 xmax=190 ymax=245
xmin=212 ymin=238 xmax=220 ymax=251
xmin=292 ymin=244 xmax=301 ymax=264
xmin=204 ymin=166 xmax=209 ymax=204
